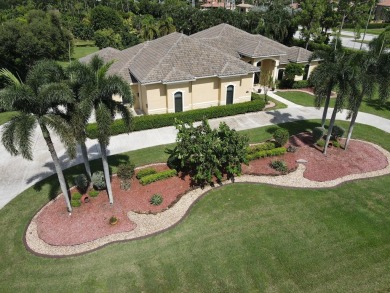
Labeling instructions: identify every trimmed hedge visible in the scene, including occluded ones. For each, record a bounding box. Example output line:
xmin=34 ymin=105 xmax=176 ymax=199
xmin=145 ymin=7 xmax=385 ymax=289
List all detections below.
xmin=139 ymin=169 xmax=177 ymax=186
xmin=292 ymin=80 xmax=310 ymax=89
xmin=86 ymin=99 xmax=266 ymax=139
xmin=344 ymin=23 xmax=389 ymax=29
xmin=136 ymin=167 xmax=157 ymax=179
xmin=248 ymin=142 xmax=276 ymax=154
xmin=247 ymin=147 xmax=287 ymax=161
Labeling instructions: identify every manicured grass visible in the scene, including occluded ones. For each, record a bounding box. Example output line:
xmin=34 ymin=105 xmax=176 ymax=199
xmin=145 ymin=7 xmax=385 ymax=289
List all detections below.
xmin=0 ymin=111 xmax=17 ymax=126
xmin=1 ymin=121 xmax=390 ymax=291
xmin=344 ymin=28 xmax=386 ymax=35
xmin=267 ymin=96 xmax=287 ymax=110
xmin=57 ymin=41 xmax=99 ymax=67
xmin=276 ymin=91 xmax=390 ymax=120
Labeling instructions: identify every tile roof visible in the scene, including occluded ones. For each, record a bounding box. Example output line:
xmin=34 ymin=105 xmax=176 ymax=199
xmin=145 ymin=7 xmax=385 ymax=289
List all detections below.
xmin=79 ymin=24 xmax=313 ymax=85
xmin=79 ymin=47 xmax=120 ymax=64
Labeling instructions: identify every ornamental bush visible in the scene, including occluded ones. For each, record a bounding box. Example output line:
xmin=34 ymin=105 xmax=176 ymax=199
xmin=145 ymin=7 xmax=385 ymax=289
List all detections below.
xmin=72 ymin=192 xmax=82 ymax=200
xmin=150 ymin=194 xmax=163 ymax=206
xmin=247 ymin=142 xmax=276 ymax=154
xmin=117 ymin=162 xmax=135 ymax=190
xmin=74 ymin=174 xmax=89 ymax=193
xmin=136 ymin=168 xmax=157 ymax=179
xmin=270 ymin=160 xmax=288 ymax=173
xmin=332 ymin=125 xmax=345 ymax=140
xmin=166 ymin=119 xmax=249 ymax=186
xmin=246 ymin=147 xmax=287 ymax=161
xmin=139 ymin=169 xmax=177 ymax=186
xmin=71 ymin=200 xmax=81 ymax=207
xmin=312 ymin=126 xmax=326 ymax=143
xmin=88 ymin=190 xmax=99 ymax=197
xmin=91 ymin=171 xmax=106 ymax=190
xmin=273 ymin=128 xmax=289 ymax=147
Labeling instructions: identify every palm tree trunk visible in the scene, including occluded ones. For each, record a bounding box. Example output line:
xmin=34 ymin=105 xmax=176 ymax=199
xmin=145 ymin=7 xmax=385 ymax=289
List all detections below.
xmin=344 ymin=110 xmax=358 ymax=151
xmin=100 ymin=143 xmax=113 ymax=204
xmin=323 ymin=106 xmax=338 ymax=155
xmin=321 ymin=86 xmax=332 ymax=128
xmin=80 ymin=142 xmax=91 ymax=180
xmin=39 ymin=122 xmax=72 ymax=212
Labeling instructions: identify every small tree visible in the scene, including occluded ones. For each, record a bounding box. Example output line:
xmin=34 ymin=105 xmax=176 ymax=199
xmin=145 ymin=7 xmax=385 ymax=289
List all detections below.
xmin=166 ymin=119 xmax=248 ymax=186
xmin=260 ymin=70 xmax=274 ymax=103
xmin=282 ymin=63 xmax=303 ymax=88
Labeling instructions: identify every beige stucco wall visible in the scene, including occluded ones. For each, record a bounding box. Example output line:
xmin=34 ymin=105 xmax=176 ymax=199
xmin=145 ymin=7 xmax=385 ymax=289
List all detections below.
xmin=134 ymin=74 xmax=254 ymax=115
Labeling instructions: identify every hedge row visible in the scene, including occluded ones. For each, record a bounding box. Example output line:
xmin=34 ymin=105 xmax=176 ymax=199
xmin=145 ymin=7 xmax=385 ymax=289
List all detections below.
xmin=86 ymin=99 xmax=266 ymax=139
xmin=344 ymin=23 xmax=389 ymax=29
xmin=139 ymin=169 xmax=177 ymax=186
xmin=248 ymin=142 xmax=276 ymax=154
xmin=136 ymin=167 xmax=157 ymax=179
xmin=247 ymin=147 xmax=287 ymax=161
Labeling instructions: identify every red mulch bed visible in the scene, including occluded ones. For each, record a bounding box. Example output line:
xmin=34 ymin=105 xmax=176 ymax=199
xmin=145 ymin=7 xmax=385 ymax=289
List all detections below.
xmin=36 ymin=134 xmax=388 ymax=246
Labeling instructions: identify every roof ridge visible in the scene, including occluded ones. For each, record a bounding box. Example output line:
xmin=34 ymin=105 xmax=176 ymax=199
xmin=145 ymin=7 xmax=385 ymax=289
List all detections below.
xmin=143 ymin=33 xmax=186 ymax=83
xmin=115 ymin=43 xmax=147 ymax=78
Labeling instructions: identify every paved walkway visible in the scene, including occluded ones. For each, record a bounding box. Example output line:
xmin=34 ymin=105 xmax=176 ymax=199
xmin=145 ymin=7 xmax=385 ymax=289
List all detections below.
xmin=1 ymin=91 xmax=390 ymax=209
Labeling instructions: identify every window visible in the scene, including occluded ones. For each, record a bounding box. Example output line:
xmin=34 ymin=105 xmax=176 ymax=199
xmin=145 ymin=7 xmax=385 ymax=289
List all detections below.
xmin=226 ymin=85 xmax=234 ymax=105
xmin=174 ymin=92 xmax=183 ymax=113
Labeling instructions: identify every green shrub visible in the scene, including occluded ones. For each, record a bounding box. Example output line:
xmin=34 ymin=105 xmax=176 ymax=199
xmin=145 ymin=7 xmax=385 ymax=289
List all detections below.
xmin=91 ymin=171 xmax=106 ymax=190
xmin=117 ymin=163 xmax=135 ymax=180
xmin=292 ymin=80 xmax=310 ymax=89
xmin=71 ymin=200 xmax=81 ymax=207
xmin=109 ymin=216 xmax=118 ymax=224
xmin=248 ymin=142 xmax=276 ymax=154
xmin=332 ymin=125 xmax=345 ymax=140
xmin=150 ymin=194 xmax=163 ymax=206
xmin=273 ymin=128 xmax=289 ymax=147
xmin=270 ymin=160 xmax=288 ymax=173
xmin=317 ymin=139 xmax=325 ymax=147
xmin=140 ymin=169 xmax=177 ymax=186
xmin=88 ymin=190 xmax=99 ymax=197
xmin=72 ymin=192 xmax=82 ymax=200
xmin=86 ymin=99 xmax=266 ymax=138
xmin=312 ymin=126 xmax=326 ymax=143
xmin=251 ymin=92 xmax=264 ymax=101
xmin=333 ymin=140 xmax=341 ymax=148
xmin=74 ymin=174 xmax=89 ymax=193
xmin=136 ymin=168 xmax=157 ymax=179
xmin=247 ymin=147 xmax=287 ymax=161
xmin=287 ymin=145 xmax=297 ymax=153
xmin=344 ymin=23 xmax=389 ymax=29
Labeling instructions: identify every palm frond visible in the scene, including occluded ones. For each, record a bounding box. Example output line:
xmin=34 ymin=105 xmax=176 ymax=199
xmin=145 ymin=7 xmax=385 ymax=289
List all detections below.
xmin=42 ymin=114 xmax=77 ymax=159
xmin=26 ymin=60 xmax=65 ymax=94
xmin=95 ymin=102 xmax=112 ymax=146
xmin=0 ymin=68 xmax=22 ymax=87
xmin=1 ymin=113 xmax=36 ymax=160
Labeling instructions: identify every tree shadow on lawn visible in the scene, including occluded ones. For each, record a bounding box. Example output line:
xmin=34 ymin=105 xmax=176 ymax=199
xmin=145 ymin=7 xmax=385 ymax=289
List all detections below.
xmin=365 ymin=99 xmax=390 ymax=111
xmin=265 ymin=119 xmax=322 ymax=137
xmin=30 ymin=154 xmax=132 ymax=201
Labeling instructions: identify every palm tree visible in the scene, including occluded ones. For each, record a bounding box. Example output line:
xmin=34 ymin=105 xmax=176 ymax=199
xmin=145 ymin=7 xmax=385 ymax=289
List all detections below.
xmin=344 ymin=50 xmax=390 ymax=150
xmin=158 ymin=17 xmax=176 ymax=37
xmin=0 ymin=61 xmax=76 ymax=212
xmin=309 ymin=38 xmax=345 ymax=128
xmin=80 ymin=56 xmax=133 ymax=205
xmin=65 ymin=61 xmax=95 ymax=179
xmin=139 ymin=15 xmax=159 ymax=41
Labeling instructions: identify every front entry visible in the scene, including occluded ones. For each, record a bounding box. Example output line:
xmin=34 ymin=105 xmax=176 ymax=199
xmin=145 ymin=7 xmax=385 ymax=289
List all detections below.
xmin=226 ymin=85 xmax=234 ymax=105
xmin=174 ymin=92 xmax=183 ymax=112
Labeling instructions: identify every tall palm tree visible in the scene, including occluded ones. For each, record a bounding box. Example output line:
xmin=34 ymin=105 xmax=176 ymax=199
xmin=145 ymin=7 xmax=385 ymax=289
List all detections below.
xmin=139 ymin=15 xmax=159 ymax=41
xmin=80 ymin=56 xmax=133 ymax=205
xmin=344 ymin=50 xmax=390 ymax=150
xmin=309 ymin=38 xmax=345 ymax=128
xmin=65 ymin=61 xmax=95 ymax=179
xmin=0 ymin=61 xmax=76 ymax=212
xmin=158 ymin=17 xmax=176 ymax=37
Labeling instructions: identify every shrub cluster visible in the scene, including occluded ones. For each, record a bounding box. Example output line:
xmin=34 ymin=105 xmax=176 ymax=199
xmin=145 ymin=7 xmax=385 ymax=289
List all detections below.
xmin=136 ymin=168 xmax=157 ymax=179
xmin=74 ymin=174 xmax=89 ymax=193
xmin=247 ymin=142 xmax=276 ymax=153
xmin=344 ymin=23 xmax=389 ymax=29
xmin=150 ymin=194 xmax=163 ymax=206
xmin=251 ymin=92 xmax=264 ymax=101
xmin=247 ymin=147 xmax=287 ymax=161
xmin=117 ymin=162 xmax=135 ymax=190
xmin=273 ymin=128 xmax=289 ymax=147
xmin=72 ymin=192 xmax=82 ymax=200
xmin=71 ymin=200 xmax=81 ymax=207
xmin=270 ymin=160 xmax=288 ymax=173
xmin=86 ymin=99 xmax=266 ymax=138
xmin=312 ymin=126 xmax=326 ymax=143
xmin=91 ymin=171 xmax=106 ymax=190
xmin=332 ymin=125 xmax=345 ymax=140
xmin=292 ymin=80 xmax=310 ymax=89
xmin=139 ymin=169 xmax=177 ymax=186
xmin=88 ymin=190 xmax=99 ymax=197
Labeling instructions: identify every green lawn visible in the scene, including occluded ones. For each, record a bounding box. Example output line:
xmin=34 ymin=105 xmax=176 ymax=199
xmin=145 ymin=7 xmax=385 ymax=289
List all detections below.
xmin=0 ymin=111 xmax=17 ymax=126
xmin=1 ymin=120 xmax=390 ymax=291
xmin=276 ymin=91 xmax=390 ymax=120
xmin=343 ymin=28 xmax=386 ymax=35
xmin=57 ymin=40 xmax=99 ymax=67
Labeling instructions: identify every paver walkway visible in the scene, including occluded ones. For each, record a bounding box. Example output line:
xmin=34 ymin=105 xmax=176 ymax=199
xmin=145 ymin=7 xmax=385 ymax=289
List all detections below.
xmin=1 ymin=91 xmax=390 ymax=209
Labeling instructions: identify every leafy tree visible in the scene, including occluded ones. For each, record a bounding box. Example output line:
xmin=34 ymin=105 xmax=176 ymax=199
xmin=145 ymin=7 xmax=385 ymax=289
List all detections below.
xmin=94 ymin=28 xmax=123 ymax=49
xmin=167 ymin=119 xmax=249 ymax=186
xmin=281 ymin=63 xmax=303 ymax=88
xmin=0 ymin=9 xmax=73 ymax=81
xmin=158 ymin=17 xmax=176 ymax=37
xmin=139 ymin=15 xmax=159 ymax=41
xmin=79 ymin=56 xmax=133 ymax=204
xmin=89 ymin=5 xmax=123 ymax=32
xmin=0 ymin=61 xmax=76 ymax=212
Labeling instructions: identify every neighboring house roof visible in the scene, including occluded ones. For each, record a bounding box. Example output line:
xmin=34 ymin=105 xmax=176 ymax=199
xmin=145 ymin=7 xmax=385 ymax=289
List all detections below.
xmin=85 ymin=32 xmax=259 ymax=85
xmin=281 ymin=46 xmax=314 ymax=64
xmin=79 ymin=47 xmax=120 ymax=64
xmin=237 ymin=3 xmax=253 ymax=8
xmin=377 ymin=0 xmax=390 ymax=7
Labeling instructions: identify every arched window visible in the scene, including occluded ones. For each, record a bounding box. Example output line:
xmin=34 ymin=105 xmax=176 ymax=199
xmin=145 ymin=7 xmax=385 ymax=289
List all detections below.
xmin=174 ymin=92 xmax=183 ymax=113
xmin=278 ymin=69 xmax=285 ymax=81
xmin=226 ymin=85 xmax=234 ymax=105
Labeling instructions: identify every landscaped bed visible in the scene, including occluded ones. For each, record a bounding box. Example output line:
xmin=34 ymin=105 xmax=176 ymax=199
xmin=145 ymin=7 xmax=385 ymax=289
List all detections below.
xmin=31 ymin=134 xmax=389 ymax=250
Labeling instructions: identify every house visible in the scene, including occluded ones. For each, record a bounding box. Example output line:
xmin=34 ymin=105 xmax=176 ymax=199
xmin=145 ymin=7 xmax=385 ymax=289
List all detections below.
xmin=80 ymin=24 xmax=317 ymax=115
xmin=236 ymin=0 xmax=253 ymax=13
xmin=375 ymin=0 xmax=390 ymax=22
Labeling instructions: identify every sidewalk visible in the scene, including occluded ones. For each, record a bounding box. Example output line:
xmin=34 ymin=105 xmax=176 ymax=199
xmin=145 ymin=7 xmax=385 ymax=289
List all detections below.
xmin=1 ymin=92 xmax=390 ymax=209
